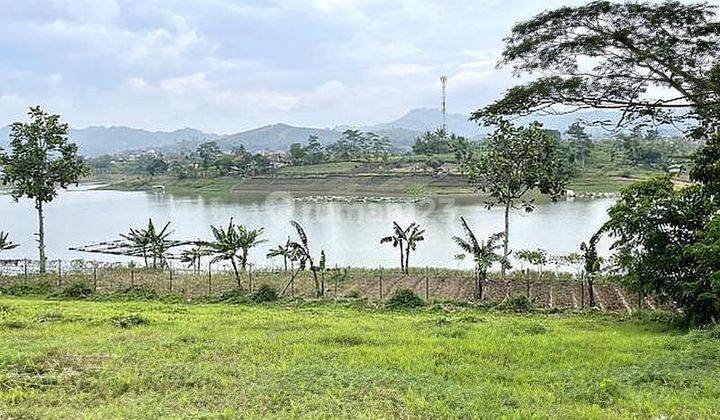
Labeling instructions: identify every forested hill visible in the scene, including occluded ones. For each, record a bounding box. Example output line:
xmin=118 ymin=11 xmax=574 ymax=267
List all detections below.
xmin=0 ymin=108 xmax=683 ymax=157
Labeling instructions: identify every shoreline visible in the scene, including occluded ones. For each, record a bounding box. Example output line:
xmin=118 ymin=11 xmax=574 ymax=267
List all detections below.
xmin=87 ymin=172 xmax=637 ymax=200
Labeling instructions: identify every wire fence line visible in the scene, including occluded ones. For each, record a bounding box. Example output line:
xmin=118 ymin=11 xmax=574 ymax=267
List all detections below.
xmin=0 ymin=259 xmax=655 ymax=313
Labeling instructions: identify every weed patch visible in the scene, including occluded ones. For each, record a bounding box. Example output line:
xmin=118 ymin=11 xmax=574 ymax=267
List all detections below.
xmin=110 ymin=314 xmax=148 ymax=328
xmin=251 ymin=284 xmax=279 ymax=303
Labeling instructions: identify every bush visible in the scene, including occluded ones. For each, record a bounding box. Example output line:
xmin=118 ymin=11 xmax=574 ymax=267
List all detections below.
xmin=1 ymin=282 xmax=53 ymax=296
xmin=251 ymin=284 xmax=278 ymax=303
xmin=502 ymin=294 xmax=534 ymax=312
xmin=386 ymin=288 xmax=424 ymax=309
xmin=55 ymin=282 xmax=94 ymax=299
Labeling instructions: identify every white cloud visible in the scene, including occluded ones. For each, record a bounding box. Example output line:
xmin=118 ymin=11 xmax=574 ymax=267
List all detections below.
xmin=378 ymin=63 xmax=436 ymax=77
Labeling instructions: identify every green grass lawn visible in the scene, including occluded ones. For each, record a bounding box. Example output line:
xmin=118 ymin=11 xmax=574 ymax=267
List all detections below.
xmin=1 ymin=297 xmax=719 ymax=418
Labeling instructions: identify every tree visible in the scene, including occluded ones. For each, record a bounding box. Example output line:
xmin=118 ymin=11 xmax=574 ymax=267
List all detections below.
xmin=180 ymin=243 xmax=207 ymax=274
xmin=0 ymin=106 xmax=89 ymax=273
xmin=580 ymin=230 xmax=604 ymax=308
xmin=286 ymin=221 xmax=323 ymax=297
xmin=146 ymin=156 xmax=169 ymax=176
xmin=196 ymin=141 xmax=222 ymax=177
xmin=403 ymin=223 xmax=425 ymax=275
xmin=235 ymin=225 xmax=266 ymax=271
xmin=288 ymin=142 xmax=308 ymax=165
xmin=267 ymin=238 xmax=292 ymax=272
xmin=457 ymin=121 xmax=566 ymax=276
xmin=472 ymin=1 xmax=720 ymax=139
xmin=380 ymin=222 xmax=425 ymax=274
xmin=0 ymin=231 xmax=19 ymax=254
xmin=602 ymin=175 xmax=716 ymax=324
xmin=207 ymin=219 xmax=246 ymax=289
xmin=380 ymin=222 xmax=407 ymax=272
xmin=452 ymin=217 xmax=508 ymax=300
xmin=516 ymin=249 xmax=548 ymax=299
xmin=305 ymin=135 xmax=326 ymax=165
xmin=565 ymin=121 xmax=593 ymax=169
xmin=367 ymin=132 xmax=391 ymax=161
xmin=120 ymin=219 xmax=174 ymax=269
xmin=412 ymin=129 xmax=450 ymax=155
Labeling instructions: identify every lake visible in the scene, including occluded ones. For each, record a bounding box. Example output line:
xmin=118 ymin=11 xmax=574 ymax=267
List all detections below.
xmin=0 ymin=187 xmax=614 ymax=269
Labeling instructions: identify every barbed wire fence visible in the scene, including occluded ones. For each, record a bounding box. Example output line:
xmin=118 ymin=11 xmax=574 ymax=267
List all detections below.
xmin=0 ymin=259 xmax=656 ymax=313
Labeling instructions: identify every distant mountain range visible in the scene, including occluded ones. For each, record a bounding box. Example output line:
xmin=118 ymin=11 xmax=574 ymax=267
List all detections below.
xmin=0 ymin=108 xmax=682 ymax=157
xmin=0 ymin=125 xmax=214 ymax=156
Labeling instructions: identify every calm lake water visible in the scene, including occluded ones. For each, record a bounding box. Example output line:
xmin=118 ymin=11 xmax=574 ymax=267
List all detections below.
xmin=0 ymin=187 xmax=614 ymax=269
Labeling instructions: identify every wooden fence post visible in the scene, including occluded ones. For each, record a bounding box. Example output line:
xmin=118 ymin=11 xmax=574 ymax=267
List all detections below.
xmin=249 ymin=264 xmax=254 ymax=294
xmin=208 ymin=262 xmax=212 ymax=295
xmin=23 ymin=259 xmax=28 ymax=284
xmin=379 ymin=267 xmax=384 ymax=300
xmin=169 ymin=265 xmax=173 ymax=293
xmin=425 ymin=267 xmax=429 ymax=301
xmin=57 ymin=260 xmax=62 ymax=287
xmin=130 ymin=269 xmax=135 ymax=288
xmin=320 ymin=271 xmax=325 ymax=297
xmin=93 ymin=265 xmax=98 ymax=291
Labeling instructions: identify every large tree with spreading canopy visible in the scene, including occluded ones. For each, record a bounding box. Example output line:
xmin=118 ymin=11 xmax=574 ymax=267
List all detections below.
xmin=472 ymin=1 xmax=720 ymax=138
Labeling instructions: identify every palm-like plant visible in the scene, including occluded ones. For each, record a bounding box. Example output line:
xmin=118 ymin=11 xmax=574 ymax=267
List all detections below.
xmin=120 ymin=219 xmax=174 ymax=268
xmin=380 ymin=222 xmax=406 ymax=272
xmin=404 ymin=223 xmax=425 ymax=274
xmin=580 ymin=230 xmax=603 ymax=307
xmin=286 ymin=221 xmax=323 ymax=297
xmin=180 ymin=242 xmax=208 ymax=274
xmin=206 ymin=219 xmax=264 ymax=289
xmin=236 ymin=225 xmax=266 ymax=271
xmin=452 ymin=217 xmax=507 ymax=300
xmin=0 ymin=231 xmax=19 ymax=254
xmin=381 ymin=222 xmax=425 ymax=274
xmin=267 ymin=237 xmax=292 ymax=272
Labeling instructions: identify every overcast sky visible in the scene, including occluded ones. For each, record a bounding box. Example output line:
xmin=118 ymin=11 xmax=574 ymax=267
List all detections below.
xmin=0 ymin=0 xmax=707 ymax=133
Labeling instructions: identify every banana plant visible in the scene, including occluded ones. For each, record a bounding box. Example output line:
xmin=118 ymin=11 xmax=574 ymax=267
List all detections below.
xmin=452 ymin=216 xmax=507 ymax=300
xmin=0 ymin=231 xmax=19 ymax=254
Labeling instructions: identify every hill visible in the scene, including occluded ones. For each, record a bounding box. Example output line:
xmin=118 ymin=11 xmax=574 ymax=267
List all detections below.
xmin=214 ymin=123 xmax=420 ymax=152
xmin=0 ymin=125 xmax=215 ymax=156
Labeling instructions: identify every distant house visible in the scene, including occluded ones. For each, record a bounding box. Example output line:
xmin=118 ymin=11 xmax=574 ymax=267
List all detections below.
xmin=262 ymin=151 xmax=290 ymax=169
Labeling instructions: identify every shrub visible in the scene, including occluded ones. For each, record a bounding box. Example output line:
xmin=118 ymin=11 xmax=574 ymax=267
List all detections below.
xmin=502 ymin=294 xmax=534 ymax=312
xmin=111 ymin=314 xmax=148 ymax=328
xmin=1 ymin=282 xmax=53 ymax=296
xmin=344 ymin=288 xmax=362 ymax=299
xmin=215 ymin=290 xmax=249 ymax=304
xmin=251 ymin=284 xmax=278 ymax=303
xmin=386 ymin=288 xmax=424 ymax=309
xmin=55 ymin=281 xmax=94 ymax=299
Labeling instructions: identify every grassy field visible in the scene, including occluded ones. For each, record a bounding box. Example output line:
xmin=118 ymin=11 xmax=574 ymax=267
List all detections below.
xmin=1 ymin=296 xmax=719 ymax=418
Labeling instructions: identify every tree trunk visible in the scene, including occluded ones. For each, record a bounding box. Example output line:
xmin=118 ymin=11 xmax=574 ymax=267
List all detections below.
xmin=502 ymin=200 xmax=510 ymax=278
xmin=312 ymin=269 xmax=320 ymax=298
xmin=230 ymin=259 xmax=241 ymax=290
xmin=283 ymin=255 xmax=288 ymax=272
xmin=405 ymin=248 xmax=411 ymax=275
xmin=525 ymin=269 xmax=531 ymax=299
xmin=240 ymin=250 xmax=248 ymax=271
xmin=399 ymin=242 xmax=405 ymax=273
xmin=36 ymin=200 xmax=46 ymax=274
xmin=588 ymin=276 xmax=595 ymax=307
